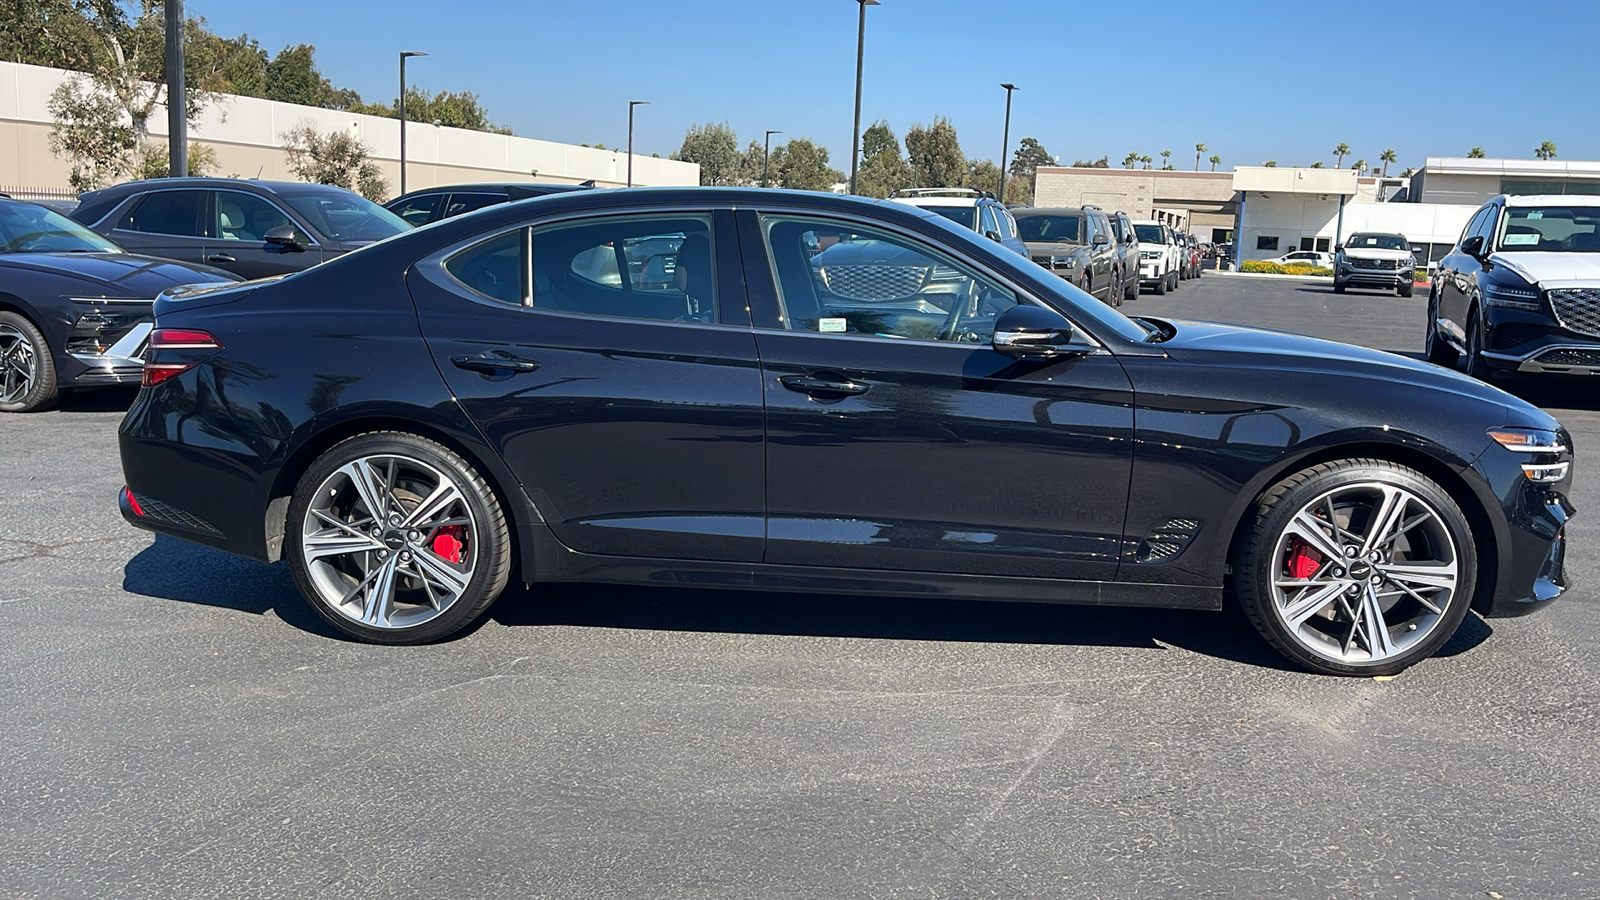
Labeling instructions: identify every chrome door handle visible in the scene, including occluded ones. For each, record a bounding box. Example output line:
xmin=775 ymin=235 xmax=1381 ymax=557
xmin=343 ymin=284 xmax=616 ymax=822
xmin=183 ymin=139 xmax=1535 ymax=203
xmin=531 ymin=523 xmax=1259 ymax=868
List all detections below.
xmin=450 ymin=352 xmax=541 ymax=376
xmin=778 ymin=374 xmax=869 ymax=396
xmin=207 ymin=254 xmax=236 ymax=263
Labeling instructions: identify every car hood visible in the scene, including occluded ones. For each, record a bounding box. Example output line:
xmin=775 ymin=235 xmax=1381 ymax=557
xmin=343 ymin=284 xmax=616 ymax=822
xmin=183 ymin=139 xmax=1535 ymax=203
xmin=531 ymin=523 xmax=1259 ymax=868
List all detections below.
xmin=1340 ymin=248 xmax=1412 ymax=261
xmin=1024 ymin=241 xmax=1088 ymax=257
xmin=1492 ymin=251 xmax=1600 ymax=287
xmin=1153 ymin=318 xmax=1540 ymax=417
xmin=0 ymin=251 xmax=238 ymax=296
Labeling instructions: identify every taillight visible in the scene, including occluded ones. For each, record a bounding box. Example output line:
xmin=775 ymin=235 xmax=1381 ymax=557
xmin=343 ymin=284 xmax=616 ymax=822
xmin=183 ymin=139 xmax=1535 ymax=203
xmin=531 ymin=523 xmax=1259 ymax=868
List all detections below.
xmin=143 ymin=328 xmax=223 ymax=387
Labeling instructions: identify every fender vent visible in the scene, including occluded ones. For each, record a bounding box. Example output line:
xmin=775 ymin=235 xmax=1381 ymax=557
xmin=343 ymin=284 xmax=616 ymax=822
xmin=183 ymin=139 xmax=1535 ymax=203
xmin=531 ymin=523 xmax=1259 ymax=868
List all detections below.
xmin=1135 ymin=517 xmax=1201 ymax=564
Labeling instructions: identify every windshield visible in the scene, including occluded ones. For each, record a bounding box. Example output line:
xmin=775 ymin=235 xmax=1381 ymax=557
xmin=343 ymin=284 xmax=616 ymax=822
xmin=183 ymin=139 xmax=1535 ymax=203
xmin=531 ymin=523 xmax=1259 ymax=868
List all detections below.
xmin=1015 ymin=215 xmax=1082 ymax=244
xmin=923 ymin=205 xmax=977 ymax=230
xmin=1498 ymin=207 xmax=1600 ymax=253
xmin=1134 ymin=224 xmax=1166 ymax=244
xmin=280 ymin=190 xmax=410 ymax=243
xmin=1345 ymin=234 xmax=1408 ymax=251
xmin=0 ymin=200 xmax=121 ymax=254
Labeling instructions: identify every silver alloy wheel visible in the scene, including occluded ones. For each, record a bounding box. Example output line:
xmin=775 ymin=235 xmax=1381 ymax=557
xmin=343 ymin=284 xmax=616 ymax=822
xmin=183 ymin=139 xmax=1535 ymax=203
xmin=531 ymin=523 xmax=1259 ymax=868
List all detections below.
xmin=0 ymin=324 xmax=38 ymax=404
xmin=299 ymin=453 xmax=478 ymax=629
xmin=1270 ymin=481 xmax=1460 ymax=664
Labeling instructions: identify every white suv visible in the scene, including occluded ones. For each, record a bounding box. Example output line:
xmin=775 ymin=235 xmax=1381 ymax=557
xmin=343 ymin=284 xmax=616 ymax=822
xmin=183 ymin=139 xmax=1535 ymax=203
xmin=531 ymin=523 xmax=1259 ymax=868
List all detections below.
xmin=887 ymin=188 xmax=1030 ymax=257
xmin=1131 ymin=220 xmax=1182 ymax=295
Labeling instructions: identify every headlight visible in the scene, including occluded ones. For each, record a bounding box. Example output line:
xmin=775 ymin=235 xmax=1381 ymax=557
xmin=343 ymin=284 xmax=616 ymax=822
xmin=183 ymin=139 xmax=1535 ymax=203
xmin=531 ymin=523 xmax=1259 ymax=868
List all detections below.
xmin=1490 ymin=428 xmax=1570 ymax=482
xmin=1483 ymin=282 xmax=1541 ymax=310
xmin=1049 ymin=256 xmax=1077 ymax=268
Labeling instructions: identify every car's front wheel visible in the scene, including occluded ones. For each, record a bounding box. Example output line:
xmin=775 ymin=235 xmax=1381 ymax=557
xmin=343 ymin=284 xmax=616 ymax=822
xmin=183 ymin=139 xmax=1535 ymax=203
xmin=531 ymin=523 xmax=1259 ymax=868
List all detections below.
xmin=1464 ymin=308 xmax=1494 ymax=381
xmin=1423 ymin=286 xmax=1459 ymax=367
xmin=1234 ymin=459 xmax=1476 ymax=676
xmin=0 ymin=312 xmax=59 ymax=414
xmin=286 ymin=432 xmax=512 ymax=643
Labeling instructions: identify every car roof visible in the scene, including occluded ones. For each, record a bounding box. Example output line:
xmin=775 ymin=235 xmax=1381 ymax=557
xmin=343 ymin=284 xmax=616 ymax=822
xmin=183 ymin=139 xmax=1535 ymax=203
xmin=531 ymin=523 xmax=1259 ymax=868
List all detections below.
xmin=77 ymin=177 xmax=356 ymax=202
xmin=391 ymin=182 xmax=592 ymax=197
xmin=890 ymin=196 xmax=985 ymax=208
xmin=1502 ymin=194 xmax=1600 ymax=207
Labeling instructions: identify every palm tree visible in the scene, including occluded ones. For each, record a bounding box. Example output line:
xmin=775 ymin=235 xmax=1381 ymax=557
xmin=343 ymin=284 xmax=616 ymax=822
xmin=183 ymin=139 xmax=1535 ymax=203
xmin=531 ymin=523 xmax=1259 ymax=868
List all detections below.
xmin=1351 ymin=159 xmax=1367 ymax=174
xmin=1263 ymin=160 xmax=1277 ymax=167
xmin=1160 ymin=149 xmax=1172 ymax=169
xmin=1310 ymin=161 xmax=1325 ymax=169
xmin=1380 ymin=148 xmax=1397 ymax=177
xmin=1536 ymin=141 xmax=1558 ymax=160
xmin=1208 ymin=153 xmax=1221 ymax=171
xmin=1333 ymin=142 xmax=1350 ymax=168
xmin=1194 ymin=142 xmax=1207 ymax=171
xmin=1467 ymin=146 xmax=1486 ymax=158
xmin=1122 ymin=151 xmax=1140 ymax=169
xmin=1140 ymin=154 xmax=1152 ymax=169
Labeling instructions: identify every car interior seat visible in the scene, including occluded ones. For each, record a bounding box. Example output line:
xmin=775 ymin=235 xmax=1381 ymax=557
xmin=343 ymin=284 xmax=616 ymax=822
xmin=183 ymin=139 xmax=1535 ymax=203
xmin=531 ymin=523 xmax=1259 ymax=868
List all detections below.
xmin=218 ymin=200 xmax=257 ymax=242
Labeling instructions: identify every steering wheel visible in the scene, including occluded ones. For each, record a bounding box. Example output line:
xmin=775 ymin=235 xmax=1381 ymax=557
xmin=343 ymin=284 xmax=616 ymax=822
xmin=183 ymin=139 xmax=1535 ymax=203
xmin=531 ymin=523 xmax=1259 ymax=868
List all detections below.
xmin=939 ymin=278 xmax=982 ymax=342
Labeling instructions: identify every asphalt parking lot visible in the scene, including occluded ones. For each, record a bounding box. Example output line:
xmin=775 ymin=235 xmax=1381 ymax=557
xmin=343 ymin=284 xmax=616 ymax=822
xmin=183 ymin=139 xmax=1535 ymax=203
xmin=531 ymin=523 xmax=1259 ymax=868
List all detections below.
xmin=3 ymin=273 xmax=1597 ymax=900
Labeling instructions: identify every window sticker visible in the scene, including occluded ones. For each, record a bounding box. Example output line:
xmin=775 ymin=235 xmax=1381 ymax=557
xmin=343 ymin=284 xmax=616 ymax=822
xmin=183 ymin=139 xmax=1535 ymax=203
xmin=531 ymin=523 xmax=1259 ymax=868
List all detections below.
xmin=1527 ymin=211 xmax=1543 ymax=220
xmin=1501 ymin=233 xmax=1540 ymax=246
xmin=818 ymin=317 xmax=847 ymax=333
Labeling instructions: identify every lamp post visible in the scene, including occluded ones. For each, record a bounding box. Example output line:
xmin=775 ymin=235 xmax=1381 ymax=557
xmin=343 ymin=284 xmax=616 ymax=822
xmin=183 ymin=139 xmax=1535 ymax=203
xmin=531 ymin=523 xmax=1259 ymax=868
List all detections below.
xmin=998 ymin=82 xmax=1018 ymax=200
xmin=398 ymin=51 xmax=427 ymax=195
xmin=628 ymin=100 xmax=650 ymax=187
xmin=164 ymin=0 xmax=186 ymax=177
xmin=847 ymin=0 xmax=879 ymax=195
xmin=762 ymin=130 xmax=782 ymax=188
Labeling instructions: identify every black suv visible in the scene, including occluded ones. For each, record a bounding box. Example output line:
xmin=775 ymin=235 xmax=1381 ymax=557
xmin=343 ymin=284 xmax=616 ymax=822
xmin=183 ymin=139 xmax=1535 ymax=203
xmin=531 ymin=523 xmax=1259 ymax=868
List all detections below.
xmin=1012 ymin=206 xmax=1124 ymax=305
xmin=72 ymin=178 xmax=411 ymax=279
xmin=384 ymin=181 xmax=595 ymax=227
xmin=1428 ymin=194 xmax=1600 ymax=380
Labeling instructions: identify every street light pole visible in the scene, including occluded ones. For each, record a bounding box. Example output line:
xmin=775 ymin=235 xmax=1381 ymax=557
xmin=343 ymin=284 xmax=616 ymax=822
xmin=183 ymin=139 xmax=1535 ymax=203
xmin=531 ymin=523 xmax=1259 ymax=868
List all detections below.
xmin=998 ymin=83 xmax=1018 ymax=200
xmin=399 ymin=51 xmax=427 ymax=195
xmin=762 ymin=130 xmax=782 ymax=188
xmin=628 ymin=100 xmax=650 ymax=187
xmin=848 ymin=0 xmax=879 ymax=195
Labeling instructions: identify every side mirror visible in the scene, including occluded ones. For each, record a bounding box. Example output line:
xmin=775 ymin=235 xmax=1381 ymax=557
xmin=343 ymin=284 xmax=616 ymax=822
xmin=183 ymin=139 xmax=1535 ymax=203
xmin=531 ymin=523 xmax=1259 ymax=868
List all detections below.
xmin=992 ymin=305 xmax=1080 ymax=360
xmin=1461 ymin=235 xmax=1485 ymax=258
xmin=984 ymin=230 xmax=1002 ymax=242
xmin=1092 ymin=233 xmax=1110 ymax=247
xmin=1333 ymin=243 xmax=1345 ymax=253
xmin=264 ymin=225 xmax=306 ymax=252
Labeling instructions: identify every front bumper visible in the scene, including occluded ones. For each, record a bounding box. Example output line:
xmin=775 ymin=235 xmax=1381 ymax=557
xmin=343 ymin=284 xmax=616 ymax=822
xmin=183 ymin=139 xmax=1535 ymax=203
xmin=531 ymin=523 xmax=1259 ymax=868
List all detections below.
xmin=66 ymin=321 xmax=151 ymax=385
xmin=1478 ymin=300 xmax=1600 ymax=374
xmin=1336 ymin=265 xmax=1413 ymax=288
xmin=1139 ymin=260 xmax=1166 ymax=282
xmin=1471 ymin=434 xmax=1576 ymax=618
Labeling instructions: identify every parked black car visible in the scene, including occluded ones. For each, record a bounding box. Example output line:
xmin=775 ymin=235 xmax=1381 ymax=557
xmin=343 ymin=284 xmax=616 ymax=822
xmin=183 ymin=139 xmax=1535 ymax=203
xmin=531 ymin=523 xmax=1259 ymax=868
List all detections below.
xmin=1428 ymin=195 xmax=1600 ymax=380
xmin=1013 ymin=206 xmax=1124 ymax=306
xmin=385 ymin=181 xmax=594 ymax=227
xmin=72 ymin=178 xmax=411 ymax=279
xmin=118 ymin=187 xmax=1572 ymax=676
xmin=0 ymin=198 xmax=238 ymax=412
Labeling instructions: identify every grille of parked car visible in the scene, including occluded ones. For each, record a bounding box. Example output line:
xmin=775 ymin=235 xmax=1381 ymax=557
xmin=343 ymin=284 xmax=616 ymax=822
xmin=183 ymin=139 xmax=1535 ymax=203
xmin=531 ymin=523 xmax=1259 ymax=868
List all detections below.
xmin=1549 ymin=288 xmax=1600 ymax=338
xmin=1534 ymin=347 xmax=1600 ymax=367
xmin=1350 ymin=258 xmax=1400 ymax=270
xmin=819 ymin=264 xmax=929 ymax=301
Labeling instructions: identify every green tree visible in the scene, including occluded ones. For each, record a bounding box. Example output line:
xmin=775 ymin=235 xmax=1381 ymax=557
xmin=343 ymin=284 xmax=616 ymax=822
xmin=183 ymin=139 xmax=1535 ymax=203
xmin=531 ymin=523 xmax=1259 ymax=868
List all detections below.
xmin=1140 ymin=154 xmax=1152 ymax=169
xmin=280 ymin=120 xmax=387 ymax=200
xmin=736 ymin=139 xmax=767 ymax=187
xmin=855 ymin=120 xmax=910 ymax=198
xmin=1310 ymin=161 xmax=1324 ymax=168
xmin=1351 ymin=159 xmax=1367 ymax=173
xmin=1333 ymin=142 xmax=1350 ymax=168
xmin=1536 ymin=141 xmax=1558 ymax=160
xmin=1071 ymin=156 xmax=1110 ymax=168
xmin=1009 ymin=136 xmax=1053 ymax=179
xmin=1122 ymin=151 xmax=1140 ymax=168
xmin=904 ymin=117 xmax=965 ymax=187
xmin=671 ymin=122 xmax=741 ymax=186
xmin=1379 ymin=148 xmax=1397 ymax=177
xmin=263 ymin=44 xmax=335 ymax=107
xmin=1263 ymin=160 xmax=1277 ymax=167
xmin=963 ymin=158 xmax=1001 ymax=195
xmin=135 ymin=140 xmax=218 ymax=179
xmin=351 ymin=85 xmax=509 ymax=132
xmin=1468 ymin=146 xmax=1486 ymax=158
xmin=1194 ymin=142 xmax=1207 ymax=171
xmin=1208 ymin=153 xmax=1221 ymax=171
xmin=768 ymin=138 xmax=842 ymax=192
xmin=46 ymin=77 xmax=133 ymax=190
xmin=0 ymin=0 xmax=101 ymax=71
xmin=1160 ymin=149 xmax=1172 ymax=169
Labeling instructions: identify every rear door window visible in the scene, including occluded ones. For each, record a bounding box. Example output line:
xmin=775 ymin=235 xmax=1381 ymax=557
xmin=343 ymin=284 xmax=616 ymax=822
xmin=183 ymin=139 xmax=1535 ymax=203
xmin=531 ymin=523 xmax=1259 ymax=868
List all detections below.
xmin=117 ymin=190 xmax=207 ymax=237
xmin=445 ymin=193 xmax=504 ymax=218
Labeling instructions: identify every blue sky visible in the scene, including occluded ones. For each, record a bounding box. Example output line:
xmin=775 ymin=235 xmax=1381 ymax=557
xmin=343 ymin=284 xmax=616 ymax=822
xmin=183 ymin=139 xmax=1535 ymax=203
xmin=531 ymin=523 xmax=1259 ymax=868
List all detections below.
xmin=198 ymin=0 xmax=1600 ymax=173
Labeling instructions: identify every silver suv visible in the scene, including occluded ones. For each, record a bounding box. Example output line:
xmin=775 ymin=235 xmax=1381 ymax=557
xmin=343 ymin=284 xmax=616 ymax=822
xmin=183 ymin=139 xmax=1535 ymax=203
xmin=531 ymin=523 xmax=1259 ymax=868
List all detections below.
xmin=887 ymin=188 xmax=1030 ymax=257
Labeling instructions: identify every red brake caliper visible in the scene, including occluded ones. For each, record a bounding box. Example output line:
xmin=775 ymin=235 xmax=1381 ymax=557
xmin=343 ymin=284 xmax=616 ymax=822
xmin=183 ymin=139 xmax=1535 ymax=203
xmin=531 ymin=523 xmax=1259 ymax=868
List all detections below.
xmin=1285 ymin=537 xmax=1323 ymax=579
xmin=431 ymin=525 xmax=467 ymax=565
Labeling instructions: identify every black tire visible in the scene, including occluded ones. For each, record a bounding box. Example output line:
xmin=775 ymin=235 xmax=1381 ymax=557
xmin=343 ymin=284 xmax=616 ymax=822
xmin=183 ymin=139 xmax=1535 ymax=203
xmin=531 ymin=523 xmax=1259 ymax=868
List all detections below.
xmin=1233 ymin=458 xmax=1477 ymax=676
xmin=1124 ymin=267 xmax=1139 ymax=303
xmin=1168 ymin=271 xmax=1180 ymax=292
xmin=1465 ymin=308 xmax=1494 ymax=381
xmin=1398 ymin=281 xmax=1414 ymax=298
xmin=1079 ymin=272 xmax=1094 ymax=301
xmin=1108 ymin=269 xmax=1123 ymax=307
xmin=1423 ymin=287 xmax=1459 ymax=367
xmin=0 ymin=311 xmax=60 ymax=414
xmin=1333 ymin=280 xmax=1347 ymax=294
xmin=286 ymin=431 xmax=512 ymax=644
xmin=1153 ymin=272 xmax=1168 ymax=295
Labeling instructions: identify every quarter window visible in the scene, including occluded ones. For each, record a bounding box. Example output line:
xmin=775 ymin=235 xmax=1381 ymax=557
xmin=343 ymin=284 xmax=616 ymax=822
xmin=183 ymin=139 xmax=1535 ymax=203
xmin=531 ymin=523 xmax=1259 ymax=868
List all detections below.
xmin=118 ymin=190 xmax=207 ymax=237
xmin=445 ymin=231 xmax=523 ymax=306
xmin=757 ymin=214 xmax=1020 ymax=345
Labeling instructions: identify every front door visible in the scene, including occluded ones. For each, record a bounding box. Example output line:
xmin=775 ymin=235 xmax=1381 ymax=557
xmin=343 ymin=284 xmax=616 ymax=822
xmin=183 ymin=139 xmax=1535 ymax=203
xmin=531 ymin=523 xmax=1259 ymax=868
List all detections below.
xmin=408 ymin=208 xmax=765 ymax=562
xmin=737 ymin=210 xmax=1135 ymax=581
xmin=206 ymin=191 xmax=320 ymax=278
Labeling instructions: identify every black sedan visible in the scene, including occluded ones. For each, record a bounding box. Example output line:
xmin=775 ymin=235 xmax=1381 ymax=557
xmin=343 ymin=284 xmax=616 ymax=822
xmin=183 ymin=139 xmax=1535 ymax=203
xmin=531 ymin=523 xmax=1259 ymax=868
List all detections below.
xmin=384 ymin=181 xmax=593 ymax=227
xmin=0 ymin=198 xmax=238 ymax=413
xmin=117 ymin=188 xmax=1573 ymax=676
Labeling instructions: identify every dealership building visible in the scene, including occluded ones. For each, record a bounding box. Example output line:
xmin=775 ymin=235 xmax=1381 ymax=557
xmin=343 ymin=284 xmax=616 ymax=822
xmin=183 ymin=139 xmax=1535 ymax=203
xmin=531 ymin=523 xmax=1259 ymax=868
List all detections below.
xmin=0 ymin=60 xmax=698 ymax=200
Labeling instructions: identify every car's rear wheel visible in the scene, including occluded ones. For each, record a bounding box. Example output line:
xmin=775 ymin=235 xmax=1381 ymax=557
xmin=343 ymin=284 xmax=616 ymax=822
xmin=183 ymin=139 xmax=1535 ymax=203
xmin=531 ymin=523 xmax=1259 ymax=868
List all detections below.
xmin=1153 ymin=272 xmax=1168 ymax=295
xmin=0 ymin=312 xmax=59 ymax=414
xmin=286 ymin=432 xmax=512 ymax=643
xmin=1424 ymin=287 xmax=1459 ymax=367
xmin=1108 ymin=269 xmax=1123 ymax=307
xmin=1234 ymin=459 xmax=1476 ymax=676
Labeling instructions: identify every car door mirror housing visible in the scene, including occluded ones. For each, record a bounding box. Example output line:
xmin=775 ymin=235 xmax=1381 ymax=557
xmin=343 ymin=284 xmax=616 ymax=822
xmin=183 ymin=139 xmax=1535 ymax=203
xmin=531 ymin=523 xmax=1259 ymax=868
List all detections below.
xmin=264 ymin=225 xmax=306 ymax=251
xmin=1093 ymin=233 xmax=1110 ymax=247
xmin=1334 ymin=243 xmax=1344 ymax=253
xmin=1461 ymin=235 xmax=1485 ymax=259
xmin=992 ymin=305 xmax=1080 ymax=359
xmin=985 ymin=230 xmax=1002 ymax=242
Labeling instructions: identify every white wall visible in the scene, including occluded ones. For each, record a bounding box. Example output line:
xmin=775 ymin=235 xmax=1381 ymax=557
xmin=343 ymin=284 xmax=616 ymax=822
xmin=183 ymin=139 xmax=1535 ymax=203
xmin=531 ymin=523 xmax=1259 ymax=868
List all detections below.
xmin=0 ymin=60 xmax=699 ymax=192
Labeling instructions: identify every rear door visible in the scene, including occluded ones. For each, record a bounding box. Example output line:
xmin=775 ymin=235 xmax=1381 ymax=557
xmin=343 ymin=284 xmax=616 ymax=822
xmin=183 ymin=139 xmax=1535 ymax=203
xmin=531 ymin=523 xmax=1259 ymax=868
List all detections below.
xmin=107 ymin=189 xmax=209 ymax=266
xmin=738 ymin=209 xmax=1134 ymax=581
xmin=408 ymin=207 xmax=766 ymax=562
